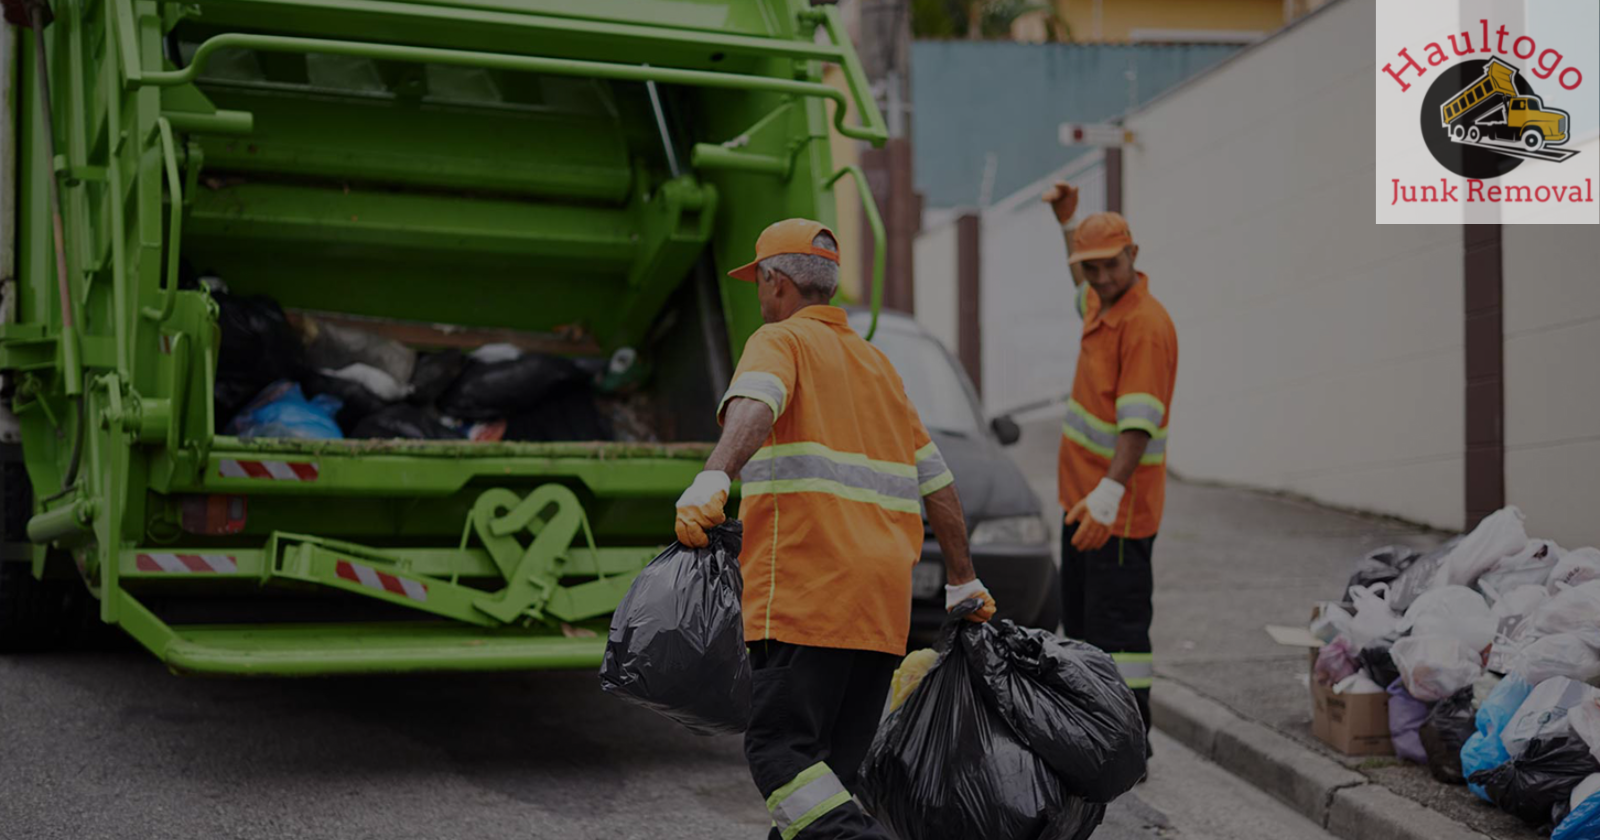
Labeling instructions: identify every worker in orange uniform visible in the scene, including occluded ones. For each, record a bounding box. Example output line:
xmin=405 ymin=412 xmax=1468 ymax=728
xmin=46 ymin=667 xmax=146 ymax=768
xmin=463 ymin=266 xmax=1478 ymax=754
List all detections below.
xmin=673 ymin=218 xmax=996 ymax=840
xmin=1042 ymin=182 xmax=1178 ymax=750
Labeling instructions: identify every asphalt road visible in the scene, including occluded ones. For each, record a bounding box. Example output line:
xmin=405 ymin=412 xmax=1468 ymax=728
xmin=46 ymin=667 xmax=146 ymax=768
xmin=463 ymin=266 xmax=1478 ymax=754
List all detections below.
xmin=0 ymin=647 xmax=1336 ymax=840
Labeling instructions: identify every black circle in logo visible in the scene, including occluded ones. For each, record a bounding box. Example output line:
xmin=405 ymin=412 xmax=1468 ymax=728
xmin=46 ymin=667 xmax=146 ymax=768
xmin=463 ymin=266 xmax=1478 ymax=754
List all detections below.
xmin=1419 ymin=59 xmax=1538 ymax=179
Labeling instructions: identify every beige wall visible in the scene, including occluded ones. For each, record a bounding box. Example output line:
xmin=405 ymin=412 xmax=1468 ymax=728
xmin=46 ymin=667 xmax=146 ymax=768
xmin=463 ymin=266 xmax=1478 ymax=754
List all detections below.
xmin=1038 ymin=0 xmax=1288 ymax=42
xmin=913 ymin=222 xmax=959 ymax=353
xmin=1123 ymin=0 xmax=1469 ymax=530
xmin=1503 ymin=205 xmax=1600 ymax=549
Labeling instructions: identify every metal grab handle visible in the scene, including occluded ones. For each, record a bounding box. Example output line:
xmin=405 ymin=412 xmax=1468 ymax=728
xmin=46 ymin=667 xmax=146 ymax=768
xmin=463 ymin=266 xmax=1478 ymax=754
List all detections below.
xmin=141 ymin=117 xmax=182 ymax=323
xmin=802 ymin=7 xmax=889 ymax=149
xmin=132 ymin=32 xmax=890 ymax=145
xmin=825 ymin=166 xmax=886 ymax=341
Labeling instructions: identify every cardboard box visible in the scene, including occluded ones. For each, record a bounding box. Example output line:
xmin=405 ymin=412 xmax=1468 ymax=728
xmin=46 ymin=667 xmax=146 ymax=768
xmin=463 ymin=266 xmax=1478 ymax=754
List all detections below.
xmin=1266 ymin=617 xmax=1393 ymax=757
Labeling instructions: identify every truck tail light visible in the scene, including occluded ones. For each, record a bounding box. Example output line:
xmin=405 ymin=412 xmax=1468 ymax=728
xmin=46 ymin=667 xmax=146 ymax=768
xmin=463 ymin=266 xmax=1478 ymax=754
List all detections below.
xmin=180 ymin=495 xmax=248 ymax=535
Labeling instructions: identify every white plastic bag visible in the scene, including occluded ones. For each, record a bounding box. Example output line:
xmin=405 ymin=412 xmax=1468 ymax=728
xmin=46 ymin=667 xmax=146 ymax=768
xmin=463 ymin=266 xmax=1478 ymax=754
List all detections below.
xmin=1501 ymin=676 xmax=1600 ymax=759
xmin=1509 ymin=634 xmax=1600 ymax=685
xmin=1310 ymin=603 xmax=1354 ymax=645
xmin=1573 ymin=698 xmax=1600 ymax=763
xmin=1391 ymin=634 xmax=1484 ymax=702
xmin=1440 ymin=506 xmax=1528 ymax=588
xmin=1550 ymin=548 xmax=1600 ymax=593
xmin=1402 ymin=585 xmax=1495 ymax=653
xmin=1347 ymin=583 xmax=1401 ymax=649
xmin=1333 ymin=672 xmax=1386 ymax=695
xmin=1473 ymin=670 xmax=1503 ymax=710
xmin=1478 ymin=540 xmax=1562 ymax=601
xmin=322 ymin=363 xmax=411 ymax=401
xmin=1485 ymin=584 xmax=1553 ymax=673
xmin=1528 ymin=581 xmax=1600 ymax=648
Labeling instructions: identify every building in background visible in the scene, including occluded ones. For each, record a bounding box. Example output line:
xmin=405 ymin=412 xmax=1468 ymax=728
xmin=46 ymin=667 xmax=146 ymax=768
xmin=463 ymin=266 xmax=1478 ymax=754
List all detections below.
xmin=1011 ymin=0 xmax=1335 ymax=44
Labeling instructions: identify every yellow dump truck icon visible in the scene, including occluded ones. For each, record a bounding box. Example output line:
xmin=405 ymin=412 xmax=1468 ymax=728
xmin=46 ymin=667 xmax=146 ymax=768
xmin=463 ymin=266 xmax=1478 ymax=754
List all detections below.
xmin=1441 ymin=57 xmax=1570 ymax=153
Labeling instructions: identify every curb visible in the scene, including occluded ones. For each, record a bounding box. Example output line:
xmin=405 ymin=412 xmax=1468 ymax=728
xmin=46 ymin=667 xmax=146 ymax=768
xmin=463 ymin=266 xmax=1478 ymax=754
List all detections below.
xmin=1150 ymin=678 xmax=1494 ymax=840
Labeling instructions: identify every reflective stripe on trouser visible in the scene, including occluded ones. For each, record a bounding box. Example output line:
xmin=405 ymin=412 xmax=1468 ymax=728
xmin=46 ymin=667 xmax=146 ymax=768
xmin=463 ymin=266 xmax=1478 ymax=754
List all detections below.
xmin=1112 ymin=652 xmax=1154 ymax=690
xmin=767 ymin=763 xmax=853 ymax=840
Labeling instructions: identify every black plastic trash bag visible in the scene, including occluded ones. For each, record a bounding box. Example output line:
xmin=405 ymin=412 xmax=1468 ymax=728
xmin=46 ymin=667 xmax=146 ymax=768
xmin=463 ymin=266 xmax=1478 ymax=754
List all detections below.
xmin=1419 ymin=688 xmax=1476 ymax=785
xmin=1469 ymin=736 xmax=1600 ymax=827
xmin=858 ymin=611 xmax=1143 ymax=840
xmin=504 ymin=385 xmax=613 ymax=442
xmin=1359 ymin=643 xmax=1402 ymax=690
xmin=600 ymin=522 xmax=750 ymax=736
xmin=350 ymin=405 xmax=462 ymax=440
xmin=213 ymin=293 xmax=303 ymax=423
xmin=438 ymin=354 xmax=587 ymax=421
xmin=409 ymin=350 xmax=468 ymax=406
xmin=302 ymin=370 xmax=392 ymax=429
xmin=1345 ymin=545 xmax=1422 ymax=596
xmin=1388 ymin=537 xmax=1464 ymax=612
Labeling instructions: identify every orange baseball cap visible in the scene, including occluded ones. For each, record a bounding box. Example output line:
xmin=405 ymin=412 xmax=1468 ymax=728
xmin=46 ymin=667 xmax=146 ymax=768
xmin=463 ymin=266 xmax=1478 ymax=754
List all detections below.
xmin=1068 ymin=212 xmax=1135 ymax=264
xmin=729 ymin=218 xmax=840 ymax=282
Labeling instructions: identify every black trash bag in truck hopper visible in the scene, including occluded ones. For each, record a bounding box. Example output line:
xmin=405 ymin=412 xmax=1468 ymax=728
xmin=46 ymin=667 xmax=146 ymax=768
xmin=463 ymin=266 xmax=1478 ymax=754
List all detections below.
xmin=350 ymin=404 xmax=462 ymax=440
xmin=213 ymin=293 xmax=304 ymax=424
xmin=301 ymin=370 xmax=392 ymax=430
xmin=600 ymin=522 xmax=751 ymax=736
xmin=408 ymin=350 xmax=468 ymax=406
xmin=438 ymin=354 xmax=587 ymax=421
xmin=858 ymin=610 xmax=1144 ymax=840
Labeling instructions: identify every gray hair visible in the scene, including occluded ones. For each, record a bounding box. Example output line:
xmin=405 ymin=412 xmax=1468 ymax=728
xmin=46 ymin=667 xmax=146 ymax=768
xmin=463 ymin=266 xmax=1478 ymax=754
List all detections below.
xmin=759 ymin=231 xmax=839 ymax=300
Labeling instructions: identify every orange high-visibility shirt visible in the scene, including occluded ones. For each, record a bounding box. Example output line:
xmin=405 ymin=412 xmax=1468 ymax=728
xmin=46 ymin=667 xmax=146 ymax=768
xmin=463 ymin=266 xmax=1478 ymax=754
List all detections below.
xmin=1060 ymin=274 xmax=1178 ymax=539
xmin=718 ymin=306 xmax=953 ymax=656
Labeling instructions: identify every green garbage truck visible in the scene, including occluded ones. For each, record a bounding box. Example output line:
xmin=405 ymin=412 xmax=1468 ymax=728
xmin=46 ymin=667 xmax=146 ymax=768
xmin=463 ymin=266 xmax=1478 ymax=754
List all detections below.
xmin=0 ymin=0 xmax=886 ymax=673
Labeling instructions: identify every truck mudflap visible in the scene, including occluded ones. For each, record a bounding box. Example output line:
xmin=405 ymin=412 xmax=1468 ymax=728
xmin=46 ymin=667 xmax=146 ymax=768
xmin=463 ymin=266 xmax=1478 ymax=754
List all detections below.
xmin=114 ymin=482 xmax=666 ymax=676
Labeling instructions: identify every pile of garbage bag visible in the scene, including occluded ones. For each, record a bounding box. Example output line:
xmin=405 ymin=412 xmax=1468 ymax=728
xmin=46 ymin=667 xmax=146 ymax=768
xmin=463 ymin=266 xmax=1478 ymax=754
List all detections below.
xmin=210 ymin=284 xmax=647 ymax=443
xmin=857 ymin=605 xmax=1146 ymax=840
xmin=1311 ymin=507 xmax=1600 ymax=834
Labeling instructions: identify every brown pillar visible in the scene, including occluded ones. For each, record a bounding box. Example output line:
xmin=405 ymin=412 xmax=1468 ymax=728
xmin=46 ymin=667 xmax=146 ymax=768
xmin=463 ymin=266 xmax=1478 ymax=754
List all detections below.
xmin=956 ymin=213 xmax=982 ymax=394
xmin=1464 ymin=224 xmax=1504 ymax=525
xmin=1104 ymin=146 xmax=1124 ymax=214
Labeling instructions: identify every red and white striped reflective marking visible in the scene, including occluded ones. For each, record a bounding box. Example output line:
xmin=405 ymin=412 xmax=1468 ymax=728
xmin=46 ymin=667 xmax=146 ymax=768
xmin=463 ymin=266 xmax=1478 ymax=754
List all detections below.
xmin=134 ymin=553 xmax=239 ymax=574
xmin=334 ymin=559 xmax=428 ymax=603
xmin=218 ymin=459 xmax=320 ymax=481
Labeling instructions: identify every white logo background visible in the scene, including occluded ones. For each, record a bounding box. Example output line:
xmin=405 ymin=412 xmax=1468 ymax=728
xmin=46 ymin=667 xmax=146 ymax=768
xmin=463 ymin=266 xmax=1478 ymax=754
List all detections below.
xmin=1375 ymin=0 xmax=1598 ymax=225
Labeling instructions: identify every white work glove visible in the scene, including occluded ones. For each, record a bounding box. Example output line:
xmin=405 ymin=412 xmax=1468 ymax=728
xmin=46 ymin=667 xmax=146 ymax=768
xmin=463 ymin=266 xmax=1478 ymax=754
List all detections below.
xmin=945 ymin=578 xmax=997 ymax=623
xmin=674 ymin=470 xmax=730 ymax=548
xmin=1066 ymin=477 xmax=1125 ymax=552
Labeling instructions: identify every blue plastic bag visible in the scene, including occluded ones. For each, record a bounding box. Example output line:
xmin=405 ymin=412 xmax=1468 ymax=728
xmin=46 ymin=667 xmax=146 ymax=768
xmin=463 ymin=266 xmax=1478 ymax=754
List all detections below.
xmin=1554 ymin=790 xmax=1600 ymax=840
xmin=1464 ymin=675 xmax=1534 ymax=801
xmin=226 ymin=381 xmax=344 ymax=440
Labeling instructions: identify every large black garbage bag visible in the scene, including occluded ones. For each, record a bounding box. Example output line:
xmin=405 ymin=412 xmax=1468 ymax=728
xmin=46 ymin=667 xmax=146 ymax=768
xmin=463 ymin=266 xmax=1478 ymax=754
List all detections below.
xmin=600 ymin=522 xmax=750 ymax=735
xmin=1420 ymin=688 xmax=1476 ymax=784
xmin=971 ymin=624 xmax=1148 ymax=802
xmin=213 ymin=293 xmax=303 ymax=423
xmin=1469 ymin=736 xmax=1600 ymax=827
xmin=1359 ymin=643 xmax=1402 ymax=690
xmin=1345 ymin=545 xmax=1422 ymax=596
xmin=858 ymin=612 xmax=1140 ymax=840
xmin=438 ymin=354 xmax=587 ymax=421
xmin=504 ymin=385 xmax=613 ymax=442
xmin=409 ymin=350 xmax=468 ymax=406
xmin=350 ymin=405 xmax=461 ymax=440
xmin=302 ymin=370 xmax=391 ymax=429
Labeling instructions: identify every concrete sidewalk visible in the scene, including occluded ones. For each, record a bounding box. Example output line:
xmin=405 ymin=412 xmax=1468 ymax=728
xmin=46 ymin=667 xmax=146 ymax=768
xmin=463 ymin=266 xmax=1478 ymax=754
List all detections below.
xmin=1006 ymin=416 xmax=1537 ymax=840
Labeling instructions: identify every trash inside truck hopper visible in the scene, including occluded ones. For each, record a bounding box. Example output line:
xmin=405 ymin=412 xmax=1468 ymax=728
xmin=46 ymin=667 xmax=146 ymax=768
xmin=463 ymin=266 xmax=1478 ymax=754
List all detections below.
xmin=0 ymin=0 xmax=886 ymax=674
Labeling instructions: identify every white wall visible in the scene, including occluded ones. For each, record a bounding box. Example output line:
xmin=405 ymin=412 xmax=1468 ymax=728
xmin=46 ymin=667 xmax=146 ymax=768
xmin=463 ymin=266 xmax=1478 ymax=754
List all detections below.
xmin=1503 ymin=205 xmax=1600 ymax=549
xmin=1124 ymin=0 xmax=1468 ymax=530
xmin=912 ymin=222 xmax=958 ymax=354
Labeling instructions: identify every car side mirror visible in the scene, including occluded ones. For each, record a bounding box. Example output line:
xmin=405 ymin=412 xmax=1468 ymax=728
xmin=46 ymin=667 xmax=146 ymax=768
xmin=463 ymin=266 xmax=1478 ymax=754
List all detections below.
xmin=990 ymin=415 xmax=1021 ymax=447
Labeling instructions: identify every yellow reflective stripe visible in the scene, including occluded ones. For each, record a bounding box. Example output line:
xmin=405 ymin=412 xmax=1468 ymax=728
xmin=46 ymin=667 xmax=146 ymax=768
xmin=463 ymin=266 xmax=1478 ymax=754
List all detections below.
xmin=919 ymin=470 xmax=955 ymax=496
xmin=719 ymin=391 xmax=780 ymax=425
xmin=749 ymin=441 xmax=918 ymax=479
xmin=1075 ymin=283 xmax=1089 ymax=319
xmin=736 ymin=372 xmax=789 ymax=415
xmin=1139 ymin=451 xmax=1166 ymax=466
xmin=1115 ymin=392 xmax=1166 ymax=415
xmin=1112 ymin=652 xmax=1154 ymax=688
xmin=783 ymin=791 xmax=852 ymax=840
xmin=766 ymin=763 xmax=832 ymax=813
xmin=914 ymin=441 xmax=941 ymax=462
xmin=1066 ymin=399 xmax=1116 ymax=434
xmin=1118 ymin=417 xmax=1162 ymax=436
xmin=743 ymin=479 xmax=922 ymax=515
xmin=1062 ymin=420 xmax=1114 ymax=459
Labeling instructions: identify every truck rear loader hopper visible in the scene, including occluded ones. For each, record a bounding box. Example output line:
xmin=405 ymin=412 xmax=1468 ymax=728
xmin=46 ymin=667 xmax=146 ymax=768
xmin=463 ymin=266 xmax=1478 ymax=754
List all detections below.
xmin=0 ymin=0 xmax=888 ymax=675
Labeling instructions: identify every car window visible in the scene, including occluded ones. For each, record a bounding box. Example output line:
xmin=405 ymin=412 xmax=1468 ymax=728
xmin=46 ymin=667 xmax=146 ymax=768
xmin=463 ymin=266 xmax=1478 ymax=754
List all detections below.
xmin=849 ymin=320 xmax=984 ymax=436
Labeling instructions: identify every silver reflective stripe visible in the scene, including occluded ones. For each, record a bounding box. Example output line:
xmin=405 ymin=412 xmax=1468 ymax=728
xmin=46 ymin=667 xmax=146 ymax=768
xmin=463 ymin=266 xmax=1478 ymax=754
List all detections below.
xmin=915 ymin=444 xmax=949 ymax=486
xmin=1115 ymin=402 xmax=1164 ymax=427
xmin=722 ymin=372 xmax=789 ymax=418
xmin=1116 ymin=658 xmax=1154 ymax=681
xmin=772 ymin=772 xmax=849 ymax=835
xmin=741 ymin=453 xmax=920 ymax=503
xmin=1144 ymin=435 xmax=1167 ymax=456
xmin=1064 ymin=407 xmax=1118 ymax=452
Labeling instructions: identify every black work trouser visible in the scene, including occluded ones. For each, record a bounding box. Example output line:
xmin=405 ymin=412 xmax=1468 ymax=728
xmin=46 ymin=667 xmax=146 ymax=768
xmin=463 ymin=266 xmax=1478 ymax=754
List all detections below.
xmin=1061 ymin=523 xmax=1156 ymax=743
xmin=745 ymin=641 xmax=899 ymax=840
